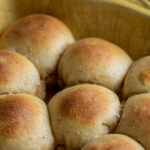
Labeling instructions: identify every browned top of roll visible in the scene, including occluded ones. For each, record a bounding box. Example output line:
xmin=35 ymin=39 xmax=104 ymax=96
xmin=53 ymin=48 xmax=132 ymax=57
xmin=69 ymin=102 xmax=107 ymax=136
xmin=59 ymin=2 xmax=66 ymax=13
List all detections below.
xmin=0 ymin=94 xmax=39 ymax=138
xmin=0 ymin=50 xmax=35 ymax=82
xmin=3 ymin=14 xmax=72 ymax=45
xmin=0 ymin=14 xmax=75 ymax=81
xmin=58 ymin=38 xmax=132 ymax=91
xmin=0 ymin=94 xmax=55 ymax=150
xmin=59 ymin=85 xmax=109 ymax=124
xmin=0 ymin=50 xmax=45 ymax=98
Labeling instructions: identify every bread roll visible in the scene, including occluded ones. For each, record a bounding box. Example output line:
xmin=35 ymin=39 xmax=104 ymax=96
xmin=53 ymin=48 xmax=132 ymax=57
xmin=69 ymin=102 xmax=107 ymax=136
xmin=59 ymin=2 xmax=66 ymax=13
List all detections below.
xmin=58 ymin=38 xmax=132 ymax=92
xmin=123 ymin=56 xmax=150 ymax=98
xmin=0 ymin=94 xmax=54 ymax=150
xmin=81 ymin=134 xmax=145 ymax=150
xmin=116 ymin=93 xmax=150 ymax=150
xmin=0 ymin=50 xmax=45 ymax=99
xmin=0 ymin=14 xmax=75 ymax=87
xmin=48 ymin=84 xmax=120 ymax=150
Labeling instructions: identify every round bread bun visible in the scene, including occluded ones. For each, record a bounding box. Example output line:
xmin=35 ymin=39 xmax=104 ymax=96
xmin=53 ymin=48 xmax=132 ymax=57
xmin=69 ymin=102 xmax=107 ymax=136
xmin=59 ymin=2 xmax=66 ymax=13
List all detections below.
xmin=116 ymin=93 xmax=150 ymax=150
xmin=0 ymin=94 xmax=54 ymax=150
xmin=0 ymin=14 xmax=75 ymax=87
xmin=48 ymin=84 xmax=120 ymax=150
xmin=81 ymin=134 xmax=145 ymax=150
xmin=123 ymin=56 xmax=150 ymax=98
xmin=58 ymin=38 xmax=132 ymax=92
xmin=0 ymin=50 xmax=45 ymax=99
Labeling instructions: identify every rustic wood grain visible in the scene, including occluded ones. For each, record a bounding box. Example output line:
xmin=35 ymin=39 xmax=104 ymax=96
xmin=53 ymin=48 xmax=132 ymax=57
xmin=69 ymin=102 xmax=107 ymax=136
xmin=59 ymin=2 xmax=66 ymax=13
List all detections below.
xmin=49 ymin=0 xmax=150 ymax=60
xmin=126 ymin=0 xmax=150 ymax=9
xmin=0 ymin=0 xmax=149 ymax=59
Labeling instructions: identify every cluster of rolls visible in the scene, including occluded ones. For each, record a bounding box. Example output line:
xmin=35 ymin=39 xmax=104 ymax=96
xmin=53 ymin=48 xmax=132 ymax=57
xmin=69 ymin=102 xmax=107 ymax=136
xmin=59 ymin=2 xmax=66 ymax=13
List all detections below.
xmin=0 ymin=13 xmax=149 ymax=150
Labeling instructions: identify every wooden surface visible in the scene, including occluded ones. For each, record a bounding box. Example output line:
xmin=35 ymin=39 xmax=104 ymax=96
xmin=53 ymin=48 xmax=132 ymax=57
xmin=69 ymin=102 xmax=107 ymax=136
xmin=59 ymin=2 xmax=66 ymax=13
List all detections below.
xmin=127 ymin=0 xmax=150 ymax=9
xmin=0 ymin=0 xmax=150 ymax=60
xmin=0 ymin=0 xmax=50 ymax=34
xmin=49 ymin=0 xmax=150 ymax=60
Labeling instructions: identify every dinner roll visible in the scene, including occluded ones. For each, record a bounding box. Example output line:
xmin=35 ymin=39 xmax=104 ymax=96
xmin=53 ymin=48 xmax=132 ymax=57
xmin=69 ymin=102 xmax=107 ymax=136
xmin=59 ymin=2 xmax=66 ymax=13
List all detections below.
xmin=0 ymin=14 xmax=75 ymax=87
xmin=116 ymin=93 xmax=150 ymax=150
xmin=58 ymin=38 xmax=132 ymax=92
xmin=123 ymin=56 xmax=150 ymax=98
xmin=0 ymin=94 xmax=54 ymax=150
xmin=81 ymin=134 xmax=145 ymax=150
xmin=0 ymin=50 xmax=45 ymax=99
xmin=48 ymin=84 xmax=120 ymax=150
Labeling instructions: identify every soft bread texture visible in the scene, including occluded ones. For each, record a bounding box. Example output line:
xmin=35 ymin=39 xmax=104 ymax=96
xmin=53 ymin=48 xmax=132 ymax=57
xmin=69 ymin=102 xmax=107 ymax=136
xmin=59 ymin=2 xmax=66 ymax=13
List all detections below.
xmin=123 ymin=56 xmax=150 ymax=98
xmin=0 ymin=50 xmax=45 ymax=99
xmin=116 ymin=93 xmax=150 ymax=150
xmin=58 ymin=38 xmax=132 ymax=92
xmin=81 ymin=134 xmax=145 ymax=150
xmin=0 ymin=14 xmax=75 ymax=86
xmin=0 ymin=94 xmax=54 ymax=150
xmin=48 ymin=84 xmax=120 ymax=150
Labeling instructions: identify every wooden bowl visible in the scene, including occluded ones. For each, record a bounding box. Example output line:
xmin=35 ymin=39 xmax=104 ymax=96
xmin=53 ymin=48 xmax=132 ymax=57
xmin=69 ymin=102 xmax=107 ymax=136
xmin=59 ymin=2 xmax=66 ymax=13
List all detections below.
xmin=0 ymin=0 xmax=150 ymax=60
xmin=0 ymin=1 xmax=149 ymax=147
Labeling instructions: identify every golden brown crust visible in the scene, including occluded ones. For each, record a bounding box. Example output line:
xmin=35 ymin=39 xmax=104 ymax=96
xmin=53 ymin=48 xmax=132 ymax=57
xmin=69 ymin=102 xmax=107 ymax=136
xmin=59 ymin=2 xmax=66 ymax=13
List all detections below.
xmin=0 ymin=94 xmax=39 ymax=138
xmin=68 ymin=38 xmax=113 ymax=62
xmin=48 ymin=84 xmax=120 ymax=150
xmin=139 ymin=67 xmax=150 ymax=86
xmin=0 ymin=14 xmax=75 ymax=84
xmin=60 ymin=86 xmax=108 ymax=124
xmin=0 ymin=50 xmax=45 ymax=99
xmin=0 ymin=94 xmax=55 ymax=150
xmin=116 ymin=94 xmax=150 ymax=150
xmin=130 ymin=97 xmax=150 ymax=133
xmin=58 ymin=37 xmax=132 ymax=91
xmin=0 ymin=50 xmax=32 ymax=82
xmin=59 ymin=38 xmax=128 ymax=67
xmin=123 ymin=56 xmax=150 ymax=98
xmin=3 ymin=14 xmax=71 ymax=46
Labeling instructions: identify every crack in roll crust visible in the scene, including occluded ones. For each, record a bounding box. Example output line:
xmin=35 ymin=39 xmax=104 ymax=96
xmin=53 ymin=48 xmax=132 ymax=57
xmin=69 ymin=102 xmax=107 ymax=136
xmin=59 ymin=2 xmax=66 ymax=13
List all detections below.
xmin=48 ymin=84 xmax=120 ymax=150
